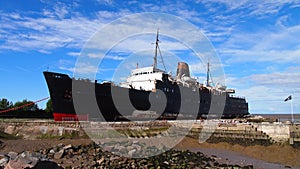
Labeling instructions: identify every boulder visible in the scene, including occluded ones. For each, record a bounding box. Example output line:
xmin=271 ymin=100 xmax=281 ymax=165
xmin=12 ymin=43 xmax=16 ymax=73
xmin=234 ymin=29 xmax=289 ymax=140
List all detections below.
xmin=53 ymin=149 xmax=64 ymax=160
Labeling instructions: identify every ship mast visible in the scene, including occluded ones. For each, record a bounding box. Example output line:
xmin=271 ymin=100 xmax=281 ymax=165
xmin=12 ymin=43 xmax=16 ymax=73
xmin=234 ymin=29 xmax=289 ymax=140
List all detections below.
xmin=206 ymin=62 xmax=210 ymax=86
xmin=153 ymin=28 xmax=159 ymax=69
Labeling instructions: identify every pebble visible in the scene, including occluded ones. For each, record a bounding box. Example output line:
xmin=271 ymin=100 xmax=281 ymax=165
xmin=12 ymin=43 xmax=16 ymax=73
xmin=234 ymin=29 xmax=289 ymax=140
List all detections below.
xmin=54 ymin=149 xmax=64 ymax=159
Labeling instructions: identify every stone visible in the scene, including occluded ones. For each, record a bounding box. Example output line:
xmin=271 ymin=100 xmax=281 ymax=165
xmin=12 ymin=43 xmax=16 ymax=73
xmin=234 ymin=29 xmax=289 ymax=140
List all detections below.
xmin=19 ymin=152 xmax=40 ymax=166
xmin=54 ymin=149 xmax=64 ymax=160
xmin=109 ymin=156 xmax=120 ymax=161
xmin=4 ymin=152 xmax=40 ymax=169
xmin=128 ymin=149 xmax=136 ymax=157
xmin=4 ymin=160 xmax=33 ymax=169
xmin=171 ymin=153 xmax=179 ymax=157
xmin=63 ymin=144 xmax=72 ymax=150
xmin=126 ymin=146 xmax=135 ymax=151
xmin=97 ymin=157 xmax=105 ymax=165
xmin=132 ymin=140 xmax=139 ymax=144
xmin=56 ymin=143 xmax=64 ymax=149
xmin=132 ymin=144 xmax=142 ymax=152
xmin=7 ymin=152 xmax=18 ymax=160
xmin=0 ymin=157 xmax=9 ymax=167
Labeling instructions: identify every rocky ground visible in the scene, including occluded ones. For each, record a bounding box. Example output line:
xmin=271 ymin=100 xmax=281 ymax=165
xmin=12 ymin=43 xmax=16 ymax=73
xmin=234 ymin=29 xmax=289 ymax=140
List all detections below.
xmin=0 ymin=129 xmax=299 ymax=168
xmin=0 ymin=139 xmax=253 ymax=169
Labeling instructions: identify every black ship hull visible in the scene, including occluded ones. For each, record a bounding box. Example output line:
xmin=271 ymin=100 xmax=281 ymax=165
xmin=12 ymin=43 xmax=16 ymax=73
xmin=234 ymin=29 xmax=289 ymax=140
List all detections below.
xmin=44 ymin=71 xmax=249 ymax=121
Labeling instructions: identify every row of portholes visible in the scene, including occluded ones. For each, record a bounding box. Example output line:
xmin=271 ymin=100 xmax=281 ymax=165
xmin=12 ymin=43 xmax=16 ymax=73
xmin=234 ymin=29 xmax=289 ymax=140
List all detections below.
xmin=52 ymin=74 xmax=62 ymax=79
xmin=133 ymin=71 xmax=160 ymax=76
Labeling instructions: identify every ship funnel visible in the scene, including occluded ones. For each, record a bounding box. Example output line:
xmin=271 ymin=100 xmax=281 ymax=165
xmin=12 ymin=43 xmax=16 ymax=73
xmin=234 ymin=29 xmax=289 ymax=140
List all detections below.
xmin=176 ymin=62 xmax=190 ymax=77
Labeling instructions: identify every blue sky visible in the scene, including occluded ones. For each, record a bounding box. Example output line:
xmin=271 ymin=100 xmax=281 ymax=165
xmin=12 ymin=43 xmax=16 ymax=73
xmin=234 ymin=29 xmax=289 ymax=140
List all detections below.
xmin=0 ymin=0 xmax=300 ymax=115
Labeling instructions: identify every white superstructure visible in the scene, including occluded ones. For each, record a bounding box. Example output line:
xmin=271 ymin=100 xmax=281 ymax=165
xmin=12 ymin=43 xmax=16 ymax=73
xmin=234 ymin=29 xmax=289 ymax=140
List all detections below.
xmin=120 ymin=66 xmax=165 ymax=91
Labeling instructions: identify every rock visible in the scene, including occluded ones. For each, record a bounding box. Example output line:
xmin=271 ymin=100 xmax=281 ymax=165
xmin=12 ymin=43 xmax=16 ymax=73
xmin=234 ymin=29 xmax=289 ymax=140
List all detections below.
xmin=0 ymin=157 xmax=9 ymax=167
xmin=49 ymin=149 xmax=55 ymax=154
xmin=132 ymin=140 xmax=139 ymax=144
xmin=4 ymin=160 xmax=33 ymax=169
xmin=63 ymin=144 xmax=72 ymax=150
xmin=4 ymin=152 xmax=40 ymax=169
xmin=188 ymin=162 xmax=195 ymax=166
xmin=132 ymin=144 xmax=142 ymax=152
xmin=7 ymin=152 xmax=18 ymax=160
xmin=57 ymin=143 xmax=64 ymax=148
xmin=126 ymin=146 xmax=135 ymax=151
xmin=97 ymin=157 xmax=105 ymax=165
xmin=109 ymin=156 xmax=120 ymax=161
xmin=128 ymin=149 xmax=136 ymax=157
xmin=54 ymin=149 xmax=64 ymax=159
xmin=171 ymin=153 xmax=179 ymax=157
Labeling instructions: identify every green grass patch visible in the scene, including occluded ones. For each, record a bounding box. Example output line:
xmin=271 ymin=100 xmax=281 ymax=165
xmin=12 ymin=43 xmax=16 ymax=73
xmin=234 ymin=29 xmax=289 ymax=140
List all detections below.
xmin=0 ymin=131 xmax=20 ymax=139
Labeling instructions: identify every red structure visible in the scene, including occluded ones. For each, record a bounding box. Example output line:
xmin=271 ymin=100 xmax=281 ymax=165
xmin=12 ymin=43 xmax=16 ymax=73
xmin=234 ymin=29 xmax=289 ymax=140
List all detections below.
xmin=53 ymin=113 xmax=89 ymax=121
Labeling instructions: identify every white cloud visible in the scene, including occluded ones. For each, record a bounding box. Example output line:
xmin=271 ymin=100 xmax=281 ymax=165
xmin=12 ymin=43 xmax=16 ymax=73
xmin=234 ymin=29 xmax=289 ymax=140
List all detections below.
xmin=249 ymin=72 xmax=300 ymax=87
xmin=225 ymin=67 xmax=300 ymax=114
xmin=67 ymin=52 xmax=81 ymax=56
xmin=60 ymin=62 xmax=98 ymax=78
xmin=0 ymin=9 xmax=103 ymax=52
xmin=86 ymin=53 xmax=125 ymax=60
xmin=237 ymin=85 xmax=294 ymax=113
xmin=87 ymin=53 xmax=104 ymax=59
xmin=219 ymin=24 xmax=300 ymax=64
xmin=2 ymin=1 xmax=297 ymax=55
xmin=97 ymin=9 xmax=131 ymax=20
xmin=106 ymin=55 xmax=126 ymax=61
xmin=200 ymin=0 xmax=298 ymax=17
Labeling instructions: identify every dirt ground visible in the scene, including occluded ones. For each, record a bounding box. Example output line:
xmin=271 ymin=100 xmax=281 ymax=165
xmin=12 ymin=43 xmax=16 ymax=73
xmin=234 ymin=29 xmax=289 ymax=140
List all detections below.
xmin=176 ymin=137 xmax=300 ymax=167
xmin=1 ymin=137 xmax=299 ymax=167
xmin=0 ymin=139 xmax=92 ymax=153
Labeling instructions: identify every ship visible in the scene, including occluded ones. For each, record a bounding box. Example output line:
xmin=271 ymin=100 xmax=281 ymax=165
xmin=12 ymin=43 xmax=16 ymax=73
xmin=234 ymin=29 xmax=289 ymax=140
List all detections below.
xmin=43 ymin=30 xmax=249 ymax=121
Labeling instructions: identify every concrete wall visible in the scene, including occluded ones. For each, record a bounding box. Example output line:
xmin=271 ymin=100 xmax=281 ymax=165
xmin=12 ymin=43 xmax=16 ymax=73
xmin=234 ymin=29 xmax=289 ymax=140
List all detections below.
xmin=255 ymin=123 xmax=290 ymax=143
xmin=0 ymin=121 xmax=83 ymax=139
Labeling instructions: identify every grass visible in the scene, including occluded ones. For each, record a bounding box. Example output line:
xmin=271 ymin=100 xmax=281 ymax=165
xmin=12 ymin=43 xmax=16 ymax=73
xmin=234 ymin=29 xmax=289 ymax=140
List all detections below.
xmin=0 ymin=131 xmax=20 ymax=140
xmin=36 ymin=131 xmax=89 ymax=140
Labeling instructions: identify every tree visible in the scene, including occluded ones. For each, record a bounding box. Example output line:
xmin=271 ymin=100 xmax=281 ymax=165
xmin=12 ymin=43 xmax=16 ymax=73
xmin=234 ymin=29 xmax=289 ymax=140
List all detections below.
xmin=45 ymin=99 xmax=53 ymax=113
xmin=13 ymin=99 xmax=39 ymax=111
xmin=0 ymin=98 xmax=13 ymax=110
